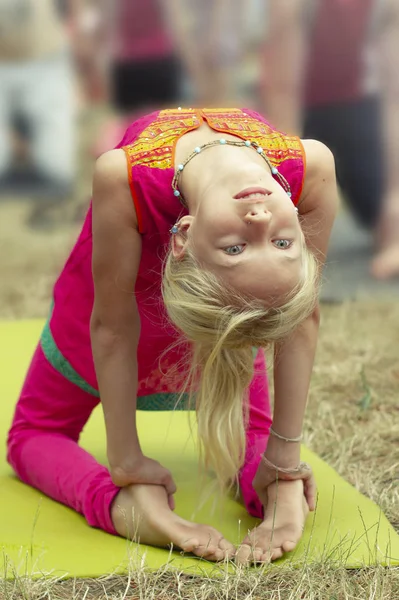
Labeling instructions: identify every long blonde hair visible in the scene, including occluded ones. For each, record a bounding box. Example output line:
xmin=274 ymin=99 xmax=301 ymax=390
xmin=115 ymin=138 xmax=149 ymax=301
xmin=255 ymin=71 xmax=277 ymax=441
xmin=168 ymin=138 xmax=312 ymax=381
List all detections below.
xmin=162 ymin=243 xmax=319 ymax=492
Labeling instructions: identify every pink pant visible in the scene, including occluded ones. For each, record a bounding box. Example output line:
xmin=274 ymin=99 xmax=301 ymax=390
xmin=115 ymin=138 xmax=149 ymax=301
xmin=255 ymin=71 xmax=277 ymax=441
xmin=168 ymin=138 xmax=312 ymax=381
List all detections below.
xmin=7 ymin=344 xmax=271 ymax=534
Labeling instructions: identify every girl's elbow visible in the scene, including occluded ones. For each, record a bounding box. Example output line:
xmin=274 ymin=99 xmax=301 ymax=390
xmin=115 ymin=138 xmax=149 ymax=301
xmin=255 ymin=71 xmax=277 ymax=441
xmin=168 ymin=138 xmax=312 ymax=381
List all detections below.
xmin=303 ymin=303 xmax=321 ymax=331
xmin=312 ymin=303 xmax=321 ymax=325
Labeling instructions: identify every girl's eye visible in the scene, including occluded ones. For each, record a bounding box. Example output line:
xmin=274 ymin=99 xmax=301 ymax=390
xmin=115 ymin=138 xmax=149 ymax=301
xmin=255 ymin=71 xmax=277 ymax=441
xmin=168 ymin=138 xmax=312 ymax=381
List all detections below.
xmin=273 ymin=239 xmax=292 ymax=249
xmin=224 ymin=244 xmax=245 ymax=255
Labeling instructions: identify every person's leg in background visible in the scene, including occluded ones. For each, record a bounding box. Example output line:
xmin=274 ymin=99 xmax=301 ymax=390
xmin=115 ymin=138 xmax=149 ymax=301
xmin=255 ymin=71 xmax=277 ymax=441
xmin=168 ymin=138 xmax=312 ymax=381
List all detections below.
xmin=93 ymin=54 xmax=182 ymax=159
xmin=21 ymin=52 xmax=76 ymax=227
xmin=325 ymin=97 xmax=383 ymax=229
xmin=304 ymin=97 xmax=384 ymax=229
xmin=0 ymin=64 xmax=14 ymax=189
xmin=369 ymin=0 xmax=399 ymax=279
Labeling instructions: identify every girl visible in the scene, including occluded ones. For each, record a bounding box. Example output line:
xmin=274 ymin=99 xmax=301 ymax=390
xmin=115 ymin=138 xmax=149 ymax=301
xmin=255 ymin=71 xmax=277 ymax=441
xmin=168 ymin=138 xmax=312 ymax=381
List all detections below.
xmin=7 ymin=107 xmax=338 ymax=564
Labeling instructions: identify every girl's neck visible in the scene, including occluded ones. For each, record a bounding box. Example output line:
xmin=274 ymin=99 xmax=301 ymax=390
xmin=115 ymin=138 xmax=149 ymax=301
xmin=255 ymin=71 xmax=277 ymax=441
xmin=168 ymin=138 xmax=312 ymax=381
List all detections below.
xmin=174 ymin=121 xmax=271 ymax=213
xmin=181 ymin=148 xmax=269 ymax=214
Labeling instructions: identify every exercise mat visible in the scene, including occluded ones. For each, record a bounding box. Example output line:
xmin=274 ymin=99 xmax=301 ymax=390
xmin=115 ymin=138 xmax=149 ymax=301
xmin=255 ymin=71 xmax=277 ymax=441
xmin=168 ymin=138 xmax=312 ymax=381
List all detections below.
xmin=1 ymin=320 xmax=398 ymax=579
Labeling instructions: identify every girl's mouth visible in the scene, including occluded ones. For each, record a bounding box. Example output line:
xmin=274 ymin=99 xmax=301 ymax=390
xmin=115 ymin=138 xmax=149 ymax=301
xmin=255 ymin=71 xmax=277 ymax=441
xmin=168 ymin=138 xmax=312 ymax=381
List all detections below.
xmin=233 ymin=187 xmax=269 ymax=200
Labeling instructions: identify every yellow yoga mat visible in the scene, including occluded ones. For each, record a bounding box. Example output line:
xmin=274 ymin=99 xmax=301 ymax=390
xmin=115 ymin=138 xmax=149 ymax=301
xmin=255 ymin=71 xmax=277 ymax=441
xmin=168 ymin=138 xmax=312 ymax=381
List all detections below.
xmin=1 ymin=320 xmax=398 ymax=579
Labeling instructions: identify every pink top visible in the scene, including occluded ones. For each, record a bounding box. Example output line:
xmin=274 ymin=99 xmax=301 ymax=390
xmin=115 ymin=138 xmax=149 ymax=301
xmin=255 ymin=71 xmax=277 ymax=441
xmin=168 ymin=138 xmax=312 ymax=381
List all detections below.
xmin=305 ymin=0 xmax=374 ymax=107
xmin=49 ymin=108 xmax=306 ymax=401
xmin=111 ymin=0 xmax=174 ymax=62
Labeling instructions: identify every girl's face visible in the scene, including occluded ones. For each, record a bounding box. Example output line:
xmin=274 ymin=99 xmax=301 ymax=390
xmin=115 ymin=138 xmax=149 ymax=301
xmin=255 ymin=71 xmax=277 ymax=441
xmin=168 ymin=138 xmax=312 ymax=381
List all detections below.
xmin=186 ymin=169 xmax=304 ymax=303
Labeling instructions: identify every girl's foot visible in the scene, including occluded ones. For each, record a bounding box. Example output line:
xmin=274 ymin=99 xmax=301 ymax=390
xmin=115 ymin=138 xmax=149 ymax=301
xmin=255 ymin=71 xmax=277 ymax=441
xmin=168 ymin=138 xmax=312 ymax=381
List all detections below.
xmin=236 ymin=480 xmax=308 ymax=564
xmin=111 ymin=483 xmax=235 ymax=562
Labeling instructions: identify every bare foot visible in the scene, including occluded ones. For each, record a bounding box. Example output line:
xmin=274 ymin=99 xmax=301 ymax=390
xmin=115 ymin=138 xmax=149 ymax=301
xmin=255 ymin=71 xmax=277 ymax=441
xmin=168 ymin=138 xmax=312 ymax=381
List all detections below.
xmin=236 ymin=480 xmax=308 ymax=564
xmin=371 ymin=198 xmax=399 ymax=280
xmin=370 ymin=244 xmax=399 ymax=280
xmin=111 ymin=484 xmax=235 ymax=562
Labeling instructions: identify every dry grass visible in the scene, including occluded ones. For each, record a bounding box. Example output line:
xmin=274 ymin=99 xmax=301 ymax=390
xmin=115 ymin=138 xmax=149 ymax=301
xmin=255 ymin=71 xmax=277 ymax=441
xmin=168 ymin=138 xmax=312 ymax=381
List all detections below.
xmin=0 ymin=201 xmax=80 ymax=319
xmin=1 ymin=563 xmax=399 ymax=600
xmin=305 ymin=301 xmax=399 ymax=533
xmin=0 ymin=112 xmax=398 ymax=598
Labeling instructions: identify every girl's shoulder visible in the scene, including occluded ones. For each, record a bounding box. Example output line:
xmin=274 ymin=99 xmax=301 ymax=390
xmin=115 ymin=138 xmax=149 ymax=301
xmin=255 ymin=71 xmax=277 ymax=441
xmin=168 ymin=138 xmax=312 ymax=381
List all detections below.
xmin=93 ymin=149 xmax=139 ymax=231
xmin=297 ymin=140 xmax=339 ymax=258
xmin=94 ymin=149 xmax=129 ymax=187
xmin=115 ymin=110 xmax=162 ymax=150
xmin=301 ymin=139 xmax=336 ymax=189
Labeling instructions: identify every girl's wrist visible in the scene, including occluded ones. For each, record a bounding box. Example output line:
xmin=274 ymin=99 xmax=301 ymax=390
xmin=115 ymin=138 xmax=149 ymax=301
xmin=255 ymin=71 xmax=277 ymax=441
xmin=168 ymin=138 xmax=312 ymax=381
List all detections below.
xmin=269 ymin=425 xmax=303 ymax=443
xmin=107 ymin=440 xmax=143 ymax=468
xmin=264 ymin=434 xmax=301 ymax=469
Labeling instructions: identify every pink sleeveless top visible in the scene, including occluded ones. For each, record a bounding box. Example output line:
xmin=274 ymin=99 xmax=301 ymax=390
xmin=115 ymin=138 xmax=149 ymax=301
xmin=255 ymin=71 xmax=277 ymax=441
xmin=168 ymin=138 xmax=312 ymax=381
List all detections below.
xmin=44 ymin=108 xmax=305 ymax=409
xmin=111 ymin=0 xmax=175 ymax=62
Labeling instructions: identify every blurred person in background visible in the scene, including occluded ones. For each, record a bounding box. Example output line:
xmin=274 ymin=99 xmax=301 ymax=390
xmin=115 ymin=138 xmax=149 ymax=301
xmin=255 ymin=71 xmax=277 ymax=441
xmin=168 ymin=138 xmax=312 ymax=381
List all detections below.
xmin=91 ymin=0 xmax=183 ymax=157
xmin=261 ymin=0 xmax=399 ymax=280
xmin=70 ymin=0 xmax=108 ymax=107
xmin=0 ymin=0 xmax=76 ymax=228
xmin=165 ymin=0 xmax=250 ymax=106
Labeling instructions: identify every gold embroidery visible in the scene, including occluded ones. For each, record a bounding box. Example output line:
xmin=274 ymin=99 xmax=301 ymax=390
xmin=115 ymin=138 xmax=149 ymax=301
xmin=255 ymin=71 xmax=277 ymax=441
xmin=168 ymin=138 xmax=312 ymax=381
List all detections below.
xmin=202 ymin=109 xmax=303 ymax=167
xmin=123 ymin=109 xmax=200 ymax=171
xmin=123 ymin=108 xmax=303 ymax=172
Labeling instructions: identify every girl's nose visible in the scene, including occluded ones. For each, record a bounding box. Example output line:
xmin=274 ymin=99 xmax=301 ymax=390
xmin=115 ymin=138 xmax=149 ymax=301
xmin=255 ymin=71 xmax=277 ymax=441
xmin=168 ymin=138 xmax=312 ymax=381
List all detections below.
xmin=244 ymin=208 xmax=272 ymax=225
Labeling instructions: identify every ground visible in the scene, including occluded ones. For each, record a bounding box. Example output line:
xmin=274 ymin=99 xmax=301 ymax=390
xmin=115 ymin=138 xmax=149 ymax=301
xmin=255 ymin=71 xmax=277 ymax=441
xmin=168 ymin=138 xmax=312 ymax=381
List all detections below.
xmin=0 ymin=107 xmax=398 ymax=599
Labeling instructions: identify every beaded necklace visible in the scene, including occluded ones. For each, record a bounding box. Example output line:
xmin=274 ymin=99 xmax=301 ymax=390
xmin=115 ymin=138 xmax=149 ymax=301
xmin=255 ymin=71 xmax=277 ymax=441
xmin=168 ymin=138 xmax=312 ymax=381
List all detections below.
xmin=172 ymin=138 xmax=292 ymax=209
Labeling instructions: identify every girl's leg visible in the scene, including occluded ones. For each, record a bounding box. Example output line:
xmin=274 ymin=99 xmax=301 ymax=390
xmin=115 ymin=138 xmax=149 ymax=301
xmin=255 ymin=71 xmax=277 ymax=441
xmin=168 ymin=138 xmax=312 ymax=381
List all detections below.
xmin=239 ymin=349 xmax=272 ymax=519
xmin=7 ymin=343 xmax=236 ymax=560
xmin=7 ymin=343 xmax=119 ymax=534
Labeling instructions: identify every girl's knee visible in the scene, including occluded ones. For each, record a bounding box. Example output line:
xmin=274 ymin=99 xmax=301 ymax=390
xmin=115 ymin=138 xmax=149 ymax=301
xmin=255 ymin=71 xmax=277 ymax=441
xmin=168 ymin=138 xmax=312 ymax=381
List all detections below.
xmin=6 ymin=425 xmax=35 ymax=475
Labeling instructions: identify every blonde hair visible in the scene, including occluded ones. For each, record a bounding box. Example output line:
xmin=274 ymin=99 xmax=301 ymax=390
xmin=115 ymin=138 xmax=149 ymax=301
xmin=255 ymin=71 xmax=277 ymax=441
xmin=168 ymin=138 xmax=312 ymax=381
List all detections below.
xmin=161 ymin=243 xmax=319 ymax=492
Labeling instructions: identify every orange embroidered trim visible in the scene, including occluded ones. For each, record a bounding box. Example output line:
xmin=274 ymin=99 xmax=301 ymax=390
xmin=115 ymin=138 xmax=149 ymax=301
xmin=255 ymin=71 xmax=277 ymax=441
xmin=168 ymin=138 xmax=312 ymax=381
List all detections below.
xmin=123 ymin=109 xmax=201 ymax=172
xmin=201 ymin=109 xmax=303 ymax=168
xmin=122 ymin=108 xmax=304 ymax=174
xmin=122 ymin=146 xmax=144 ymax=233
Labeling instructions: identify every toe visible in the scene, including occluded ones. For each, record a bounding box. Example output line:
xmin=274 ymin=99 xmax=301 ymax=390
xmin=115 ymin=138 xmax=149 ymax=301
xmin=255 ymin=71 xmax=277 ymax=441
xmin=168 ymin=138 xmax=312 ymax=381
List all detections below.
xmin=210 ymin=548 xmax=226 ymax=562
xmin=193 ymin=543 xmax=232 ymax=563
xmin=235 ymin=544 xmax=252 ymax=565
xmin=282 ymin=539 xmax=297 ymax=553
xmin=194 ymin=544 xmax=218 ymax=560
xmin=251 ymin=547 xmax=264 ymax=564
xmin=271 ymin=547 xmax=284 ymax=561
xmin=196 ymin=529 xmax=235 ymax=562
xmin=218 ymin=537 xmax=236 ymax=560
xmin=179 ymin=536 xmax=201 ymax=554
xmin=260 ymin=550 xmax=272 ymax=563
xmin=175 ymin=524 xmax=234 ymax=562
xmin=235 ymin=544 xmax=265 ymax=565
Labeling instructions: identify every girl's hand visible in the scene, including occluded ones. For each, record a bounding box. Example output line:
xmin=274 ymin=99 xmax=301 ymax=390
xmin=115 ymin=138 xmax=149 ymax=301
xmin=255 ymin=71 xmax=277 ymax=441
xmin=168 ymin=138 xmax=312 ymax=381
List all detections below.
xmin=252 ymin=457 xmax=317 ymax=512
xmin=110 ymin=455 xmax=177 ymax=510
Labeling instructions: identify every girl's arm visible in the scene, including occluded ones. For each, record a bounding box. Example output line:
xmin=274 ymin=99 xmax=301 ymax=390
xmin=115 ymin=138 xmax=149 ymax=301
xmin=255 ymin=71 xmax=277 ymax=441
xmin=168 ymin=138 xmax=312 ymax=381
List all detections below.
xmin=266 ymin=140 xmax=338 ymax=460
xmin=254 ymin=140 xmax=339 ymax=507
xmin=91 ymin=150 xmax=141 ymax=464
xmin=90 ymin=150 xmax=176 ymax=500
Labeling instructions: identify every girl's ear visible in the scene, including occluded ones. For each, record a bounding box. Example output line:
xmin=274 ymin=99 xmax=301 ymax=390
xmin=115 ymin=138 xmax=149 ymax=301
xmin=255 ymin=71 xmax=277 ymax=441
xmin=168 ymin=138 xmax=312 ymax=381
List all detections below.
xmin=171 ymin=216 xmax=194 ymax=260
